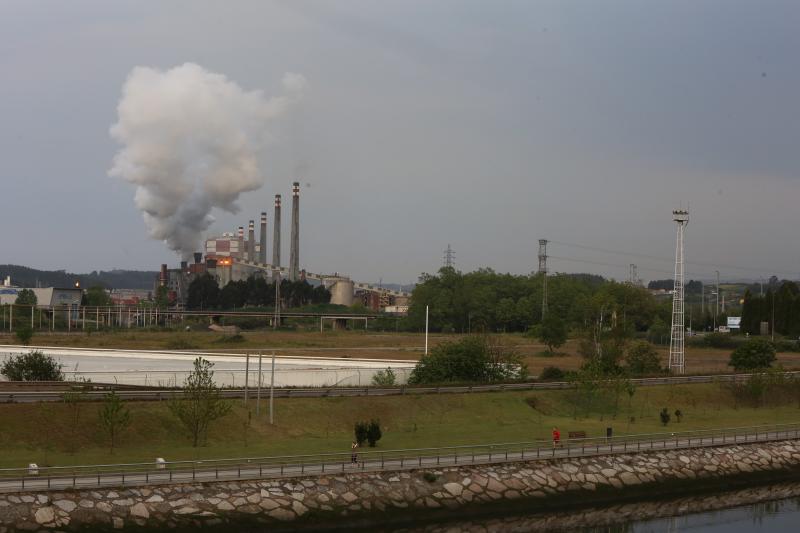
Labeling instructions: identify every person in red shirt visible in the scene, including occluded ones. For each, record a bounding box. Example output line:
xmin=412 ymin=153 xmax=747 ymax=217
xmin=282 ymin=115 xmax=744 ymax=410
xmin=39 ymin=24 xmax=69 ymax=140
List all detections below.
xmin=552 ymin=427 xmax=561 ymax=448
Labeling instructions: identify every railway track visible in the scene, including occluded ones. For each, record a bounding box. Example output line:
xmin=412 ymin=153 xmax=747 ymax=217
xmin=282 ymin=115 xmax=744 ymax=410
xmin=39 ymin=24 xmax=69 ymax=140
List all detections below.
xmin=1 ymin=371 xmax=795 ymax=403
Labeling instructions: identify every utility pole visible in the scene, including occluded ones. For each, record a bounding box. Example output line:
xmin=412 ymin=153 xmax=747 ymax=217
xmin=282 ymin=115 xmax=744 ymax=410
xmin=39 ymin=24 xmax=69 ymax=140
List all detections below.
xmin=538 ymin=239 xmax=548 ymax=319
xmin=701 ymin=282 xmax=705 ymax=318
xmin=243 ymin=352 xmax=250 ymax=407
xmin=256 ymin=351 xmax=263 ymax=416
xmin=669 ymin=209 xmax=689 ymax=374
xmin=269 ymin=351 xmax=276 ymax=425
xmin=273 ymin=271 xmax=281 ymax=330
xmin=425 ymin=305 xmax=429 ymax=355
xmin=715 ymin=270 xmax=720 ymax=330
xmin=772 ymin=295 xmax=775 ymax=342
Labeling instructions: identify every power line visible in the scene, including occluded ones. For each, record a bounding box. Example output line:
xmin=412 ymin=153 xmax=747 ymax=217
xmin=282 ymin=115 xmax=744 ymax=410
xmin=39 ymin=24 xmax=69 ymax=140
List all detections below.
xmin=548 ymin=254 xmax=740 ymax=281
xmin=549 ymin=240 xmax=798 ymax=278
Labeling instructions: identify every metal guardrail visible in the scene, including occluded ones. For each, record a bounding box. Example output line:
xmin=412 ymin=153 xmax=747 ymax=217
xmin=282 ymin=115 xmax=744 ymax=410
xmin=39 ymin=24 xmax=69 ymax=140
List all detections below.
xmin=1 ymin=371 xmax=799 ymax=403
xmin=0 ymin=423 xmax=798 ymax=493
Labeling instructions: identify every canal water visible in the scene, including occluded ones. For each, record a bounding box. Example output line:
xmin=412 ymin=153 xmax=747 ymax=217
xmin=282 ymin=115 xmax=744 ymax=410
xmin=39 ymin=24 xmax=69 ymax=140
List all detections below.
xmin=378 ymin=480 xmax=800 ymax=532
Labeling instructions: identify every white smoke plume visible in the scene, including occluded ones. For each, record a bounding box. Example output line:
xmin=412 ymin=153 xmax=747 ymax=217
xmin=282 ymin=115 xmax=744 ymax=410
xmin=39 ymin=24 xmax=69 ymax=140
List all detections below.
xmin=109 ymin=63 xmax=306 ymax=259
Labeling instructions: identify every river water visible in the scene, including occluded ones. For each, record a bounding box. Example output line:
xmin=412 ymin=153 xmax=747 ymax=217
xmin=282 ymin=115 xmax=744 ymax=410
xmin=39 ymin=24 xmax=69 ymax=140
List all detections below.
xmin=379 ymin=480 xmax=800 ymax=533
xmin=610 ymin=497 xmax=800 ymax=532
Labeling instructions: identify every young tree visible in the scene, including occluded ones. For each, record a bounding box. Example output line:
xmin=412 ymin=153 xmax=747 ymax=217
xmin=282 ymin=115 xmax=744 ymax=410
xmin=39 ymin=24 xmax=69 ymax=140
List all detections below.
xmin=354 ymin=421 xmax=369 ymax=446
xmin=14 ymin=325 xmax=34 ymax=345
xmin=15 ymin=289 xmax=37 ymax=306
xmin=371 ymin=367 xmax=397 ymax=386
xmin=1 ymin=350 xmax=63 ymax=381
xmin=729 ymin=339 xmax=777 ymax=371
xmin=625 ymin=341 xmax=662 ymax=376
xmin=98 ymin=391 xmax=131 ymax=454
xmin=366 ymin=419 xmax=383 ymax=447
xmin=154 ymin=285 xmax=170 ymax=308
xmin=168 ymin=357 xmax=231 ymax=446
xmin=83 ymin=286 xmax=112 ymax=307
xmin=659 ymin=407 xmax=671 ymax=426
xmin=539 ymin=314 xmax=568 ymax=353
xmin=62 ymin=390 xmax=87 ymax=454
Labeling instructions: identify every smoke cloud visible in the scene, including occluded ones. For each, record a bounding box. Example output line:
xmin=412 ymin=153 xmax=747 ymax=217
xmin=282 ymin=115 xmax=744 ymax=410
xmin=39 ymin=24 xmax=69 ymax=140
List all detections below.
xmin=109 ymin=63 xmax=306 ymax=259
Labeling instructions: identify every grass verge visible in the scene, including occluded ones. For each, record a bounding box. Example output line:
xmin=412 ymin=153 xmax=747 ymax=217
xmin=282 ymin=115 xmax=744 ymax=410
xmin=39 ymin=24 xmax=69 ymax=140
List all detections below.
xmin=0 ymin=383 xmax=798 ymax=469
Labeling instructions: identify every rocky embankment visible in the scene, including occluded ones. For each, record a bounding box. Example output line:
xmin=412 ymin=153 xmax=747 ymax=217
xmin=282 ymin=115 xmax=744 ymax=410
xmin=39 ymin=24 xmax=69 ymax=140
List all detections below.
xmin=1 ymin=440 xmax=799 ymax=531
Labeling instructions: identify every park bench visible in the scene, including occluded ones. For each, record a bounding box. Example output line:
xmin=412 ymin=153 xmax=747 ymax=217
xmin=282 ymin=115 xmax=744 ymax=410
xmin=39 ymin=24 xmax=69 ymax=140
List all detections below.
xmin=568 ymin=431 xmax=587 ymax=440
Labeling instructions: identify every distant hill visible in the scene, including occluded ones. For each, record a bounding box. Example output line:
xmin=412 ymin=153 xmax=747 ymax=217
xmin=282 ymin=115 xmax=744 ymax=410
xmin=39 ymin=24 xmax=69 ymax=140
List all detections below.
xmin=0 ymin=265 xmax=158 ymax=290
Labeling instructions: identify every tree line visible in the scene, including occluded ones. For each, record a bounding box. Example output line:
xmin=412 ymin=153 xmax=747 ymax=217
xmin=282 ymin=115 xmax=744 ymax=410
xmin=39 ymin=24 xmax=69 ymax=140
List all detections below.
xmin=406 ymin=267 xmax=668 ymax=334
xmin=187 ymin=275 xmax=331 ymax=310
xmin=741 ymin=281 xmax=800 ymax=337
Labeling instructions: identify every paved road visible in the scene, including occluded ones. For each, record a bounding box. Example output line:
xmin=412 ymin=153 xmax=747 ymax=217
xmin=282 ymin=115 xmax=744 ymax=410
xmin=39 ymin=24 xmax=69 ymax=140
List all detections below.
xmin=1 ymin=428 xmax=797 ymax=493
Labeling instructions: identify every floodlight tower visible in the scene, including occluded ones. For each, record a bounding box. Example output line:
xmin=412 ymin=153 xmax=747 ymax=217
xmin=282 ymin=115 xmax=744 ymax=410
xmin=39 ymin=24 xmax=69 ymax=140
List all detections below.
xmin=669 ymin=209 xmax=689 ymax=374
xmin=538 ymin=239 xmax=548 ymax=318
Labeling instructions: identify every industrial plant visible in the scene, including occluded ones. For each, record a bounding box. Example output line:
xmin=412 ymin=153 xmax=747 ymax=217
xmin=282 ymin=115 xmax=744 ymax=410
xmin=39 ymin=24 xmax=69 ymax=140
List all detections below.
xmin=158 ymin=182 xmax=410 ymax=312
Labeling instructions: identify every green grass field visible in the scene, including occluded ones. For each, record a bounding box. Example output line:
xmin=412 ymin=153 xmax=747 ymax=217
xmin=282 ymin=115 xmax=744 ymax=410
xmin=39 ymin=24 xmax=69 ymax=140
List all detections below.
xmin=0 ymin=383 xmax=798 ymax=469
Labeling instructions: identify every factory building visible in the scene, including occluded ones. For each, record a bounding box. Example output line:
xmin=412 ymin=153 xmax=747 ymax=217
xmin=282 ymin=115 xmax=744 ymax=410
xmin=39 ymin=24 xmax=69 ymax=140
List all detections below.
xmin=157 ymin=181 xmax=409 ymax=310
xmin=0 ymin=278 xmax=83 ymax=307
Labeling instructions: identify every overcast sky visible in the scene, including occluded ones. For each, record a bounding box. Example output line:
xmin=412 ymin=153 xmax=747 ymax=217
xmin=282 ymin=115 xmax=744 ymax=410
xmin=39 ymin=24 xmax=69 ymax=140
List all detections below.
xmin=1 ymin=0 xmax=798 ymax=285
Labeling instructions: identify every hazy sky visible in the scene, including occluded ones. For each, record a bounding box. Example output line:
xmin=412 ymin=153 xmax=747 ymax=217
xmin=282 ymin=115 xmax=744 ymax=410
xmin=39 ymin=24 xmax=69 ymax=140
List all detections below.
xmin=1 ymin=1 xmax=798 ymax=285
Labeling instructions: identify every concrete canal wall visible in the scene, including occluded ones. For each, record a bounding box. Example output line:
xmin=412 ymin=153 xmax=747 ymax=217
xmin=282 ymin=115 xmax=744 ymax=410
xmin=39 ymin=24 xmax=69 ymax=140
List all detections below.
xmin=1 ymin=440 xmax=800 ymax=531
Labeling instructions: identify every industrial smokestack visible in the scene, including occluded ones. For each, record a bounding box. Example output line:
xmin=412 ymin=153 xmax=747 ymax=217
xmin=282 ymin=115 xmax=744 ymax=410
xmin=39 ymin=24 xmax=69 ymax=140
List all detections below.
xmin=180 ymin=260 xmax=188 ymax=271
xmin=237 ymin=226 xmax=244 ymax=259
xmin=248 ymin=220 xmax=255 ymax=262
xmin=289 ymin=182 xmax=300 ymax=281
xmin=193 ymin=252 xmax=202 ymax=264
xmin=259 ymin=212 xmax=267 ymax=264
xmin=272 ymin=194 xmax=281 ymax=268
xmin=160 ymin=264 xmax=168 ymax=287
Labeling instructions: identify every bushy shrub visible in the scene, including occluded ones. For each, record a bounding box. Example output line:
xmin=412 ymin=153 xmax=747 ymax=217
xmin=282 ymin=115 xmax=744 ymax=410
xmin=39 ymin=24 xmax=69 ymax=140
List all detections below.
xmin=408 ymin=336 xmax=526 ymax=384
xmin=659 ymin=407 xmax=671 ymax=426
xmin=14 ymin=325 xmax=34 ymax=345
xmin=538 ymin=366 xmax=565 ymax=381
xmin=354 ymin=421 xmax=369 ymax=446
xmin=729 ymin=338 xmax=777 ymax=371
xmin=625 ymin=341 xmax=662 ymax=376
xmin=692 ymin=332 xmax=744 ymax=350
xmin=366 ymin=419 xmax=383 ymax=447
xmin=773 ymin=339 xmax=800 ymax=353
xmin=371 ymin=368 xmax=397 ymax=386
xmin=1 ymin=350 xmax=63 ymax=381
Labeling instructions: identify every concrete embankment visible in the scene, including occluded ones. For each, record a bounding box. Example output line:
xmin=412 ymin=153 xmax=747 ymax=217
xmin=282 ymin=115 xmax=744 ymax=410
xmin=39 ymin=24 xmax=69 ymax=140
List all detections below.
xmin=1 ymin=440 xmax=799 ymax=532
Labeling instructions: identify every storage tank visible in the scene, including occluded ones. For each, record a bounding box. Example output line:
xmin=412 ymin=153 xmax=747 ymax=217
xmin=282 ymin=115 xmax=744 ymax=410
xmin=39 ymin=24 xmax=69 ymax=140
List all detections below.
xmin=328 ymin=278 xmax=355 ymax=306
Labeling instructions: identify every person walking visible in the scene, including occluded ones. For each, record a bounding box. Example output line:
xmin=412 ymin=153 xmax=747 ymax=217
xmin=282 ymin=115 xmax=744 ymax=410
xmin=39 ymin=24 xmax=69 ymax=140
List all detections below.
xmin=351 ymin=441 xmax=359 ymax=465
xmin=552 ymin=427 xmax=561 ymax=449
